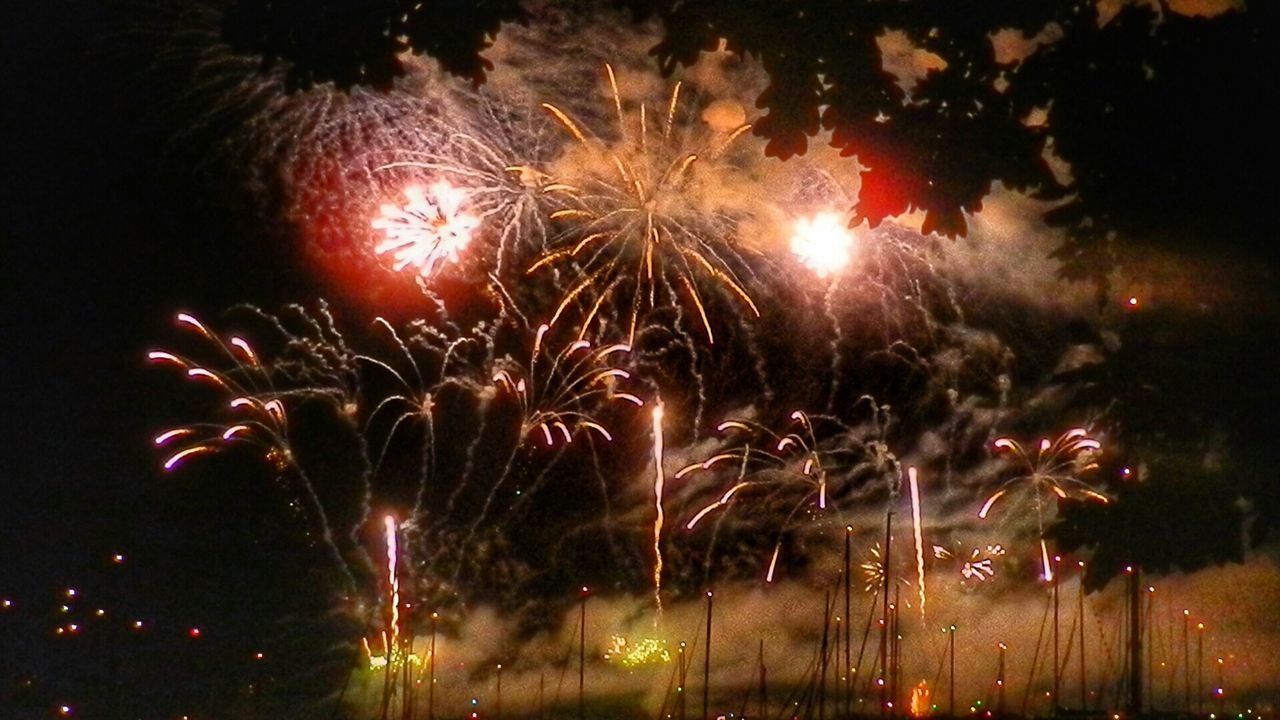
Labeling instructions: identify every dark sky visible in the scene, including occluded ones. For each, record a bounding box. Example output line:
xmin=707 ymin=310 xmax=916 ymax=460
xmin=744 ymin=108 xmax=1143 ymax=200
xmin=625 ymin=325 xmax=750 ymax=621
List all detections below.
xmin=3 ymin=4 xmax=322 ymax=712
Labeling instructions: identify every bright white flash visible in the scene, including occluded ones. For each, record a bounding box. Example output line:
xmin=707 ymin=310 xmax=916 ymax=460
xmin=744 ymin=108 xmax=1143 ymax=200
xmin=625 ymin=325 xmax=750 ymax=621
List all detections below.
xmin=372 ymin=181 xmax=479 ymax=278
xmin=790 ymin=211 xmax=857 ymax=278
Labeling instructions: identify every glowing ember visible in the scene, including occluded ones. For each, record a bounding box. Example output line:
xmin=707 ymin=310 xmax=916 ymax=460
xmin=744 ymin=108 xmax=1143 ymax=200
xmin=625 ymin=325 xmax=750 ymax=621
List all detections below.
xmin=603 ymin=635 xmax=672 ymax=666
xmin=910 ymin=680 xmax=932 ymax=717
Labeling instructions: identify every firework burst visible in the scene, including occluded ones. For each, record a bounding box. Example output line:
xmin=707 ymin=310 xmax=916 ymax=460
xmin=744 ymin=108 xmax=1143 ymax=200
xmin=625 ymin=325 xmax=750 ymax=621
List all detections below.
xmin=372 ymin=181 xmax=480 ymax=279
xmin=148 ymin=309 xmax=362 ymax=593
xmin=375 ymin=91 xmax=560 ymax=278
xmin=528 ymin=64 xmax=760 ymax=344
xmin=791 ymin=211 xmax=858 ymax=278
xmin=604 ymin=635 xmax=671 ymax=667
xmin=861 ymin=542 xmax=912 ymax=595
xmin=357 ymin=316 xmax=490 ymax=473
xmin=491 ymin=323 xmax=641 ymax=448
xmin=933 ymin=543 xmax=1007 ymax=583
xmin=441 ymin=320 xmax=644 ymax=586
xmin=978 ymin=428 xmax=1107 ymax=580
xmin=677 ymin=410 xmax=865 ymax=583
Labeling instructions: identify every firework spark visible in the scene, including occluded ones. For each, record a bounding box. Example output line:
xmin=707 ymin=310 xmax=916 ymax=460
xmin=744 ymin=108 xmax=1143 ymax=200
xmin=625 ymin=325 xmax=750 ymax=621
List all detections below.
xmin=678 ymin=410 xmax=864 ymax=582
xmin=604 ymin=635 xmax=672 ymax=667
xmin=862 ymin=542 xmax=912 ymax=594
xmin=148 ymin=309 xmax=361 ymax=593
xmin=491 ymin=323 xmax=640 ymax=448
xmin=528 ymin=64 xmax=760 ymax=344
xmin=979 ymin=429 xmax=1106 ymax=581
xmin=373 ymin=181 xmax=480 ymax=279
xmin=935 ymin=544 xmax=1006 ymax=582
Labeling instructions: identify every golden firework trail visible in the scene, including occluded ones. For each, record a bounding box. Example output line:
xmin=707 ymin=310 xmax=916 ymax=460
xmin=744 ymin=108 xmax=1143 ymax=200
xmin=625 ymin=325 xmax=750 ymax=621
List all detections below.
xmin=679 ymin=410 xmax=862 ymax=582
xmin=526 ymin=64 xmax=759 ymax=344
xmin=908 ymin=466 xmax=926 ymax=618
xmin=492 ymin=323 xmax=641 ymax=448
xmin=651 ymin=398 xmax=666 ymax=620
xmin=861 ymin=542 xmax=911 ymax=595
xmin=385 ymin=516 xmax=400 ymax=646
xmin=364 ymin=515 xmax=402 ymax=667
xmin=978 ymin=428 xmax=1107 ymax=581
xmin=149 ymin=310 xmax=358 ymax=592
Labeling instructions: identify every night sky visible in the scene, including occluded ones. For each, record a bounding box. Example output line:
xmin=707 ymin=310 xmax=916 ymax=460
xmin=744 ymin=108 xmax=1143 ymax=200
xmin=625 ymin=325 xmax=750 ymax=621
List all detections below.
xmin=4 ymin=1 xmax=1278 ymax=718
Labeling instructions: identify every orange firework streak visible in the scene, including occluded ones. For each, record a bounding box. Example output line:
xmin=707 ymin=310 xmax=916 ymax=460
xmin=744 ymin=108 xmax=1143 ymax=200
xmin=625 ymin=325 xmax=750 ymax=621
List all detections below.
xmin=679 ymin=410 xmax=839 ymax=584
xmin=527 ymin=64 xmax=758 ymax=345
xmin=651 ymin=398 xmax=666 ymax=620
xmin=908 ymin=467 xmax=926 ymax=619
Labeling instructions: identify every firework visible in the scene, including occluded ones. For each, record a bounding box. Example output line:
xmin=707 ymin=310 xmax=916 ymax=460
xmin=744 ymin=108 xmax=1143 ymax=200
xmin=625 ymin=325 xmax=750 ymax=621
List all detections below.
xmin=861 ymin=542 xmax=912 ymax=595
xmin=151 ymin=313 xmax=308 ymax=481
xmin=491 ymin=323 xmax=640 ymax=448
xmin=360 ymin=318 xmax=448 ymax=474
xmin=934 ymin=543 xmax=1006 ymax=583
xmin=604 ymin=635 xmax=672 ymax=667
xmin=364 ymin=515 xmax=408 ymax=671
xmin=376 ymin=91 xmax=560 ymax=278
xmin=965 ymin=544 xmax=1005 ymax=580
xmin=148 ymin=310 xmax=362 ymax=593
xmin=424 ymin=318 xmax=644 ymax=585
xmin=978 ymin=429 xmax=1107 ymax=581
xmin=350 ymin=314 xmax=640 ymax=593
xmin=384 ymin=516 xmax=400 ymax=644
xmin=791 ymin=211 xmax=858 ymax=278
xmin=652 ymin=398 xmax=666 ymax=617
xmin=678 ymin=410 xmax=863 ymax=582
xmin=373 ymin=181 xmax=480 ymax=279
xmin=354 ymin=314 xmax=507 ymax=542
xmin=907 ymin=467 xmax=926 ymax=618
xmin=910 ymin=680 xmax=932 ymax=718
xmin=528 ymin=64 xmax=760 ymax=344
xmin=131 ymin=0 xmax=465 ymax=290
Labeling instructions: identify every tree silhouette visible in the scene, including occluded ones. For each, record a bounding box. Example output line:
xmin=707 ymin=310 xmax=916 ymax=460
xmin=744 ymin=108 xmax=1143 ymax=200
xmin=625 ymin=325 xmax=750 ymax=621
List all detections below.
xmin=1020 ymin=4 xmax=1269 ymax=283
xmin=222 ymin=0 xmax=527 ymax=90
xmin=1047 ymin=301 xmax=1280 ymax=588
xmin=1052 ymin=457 xmax=1244 ymax=593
